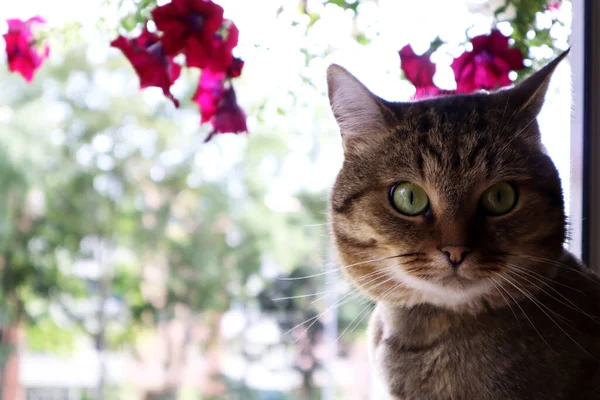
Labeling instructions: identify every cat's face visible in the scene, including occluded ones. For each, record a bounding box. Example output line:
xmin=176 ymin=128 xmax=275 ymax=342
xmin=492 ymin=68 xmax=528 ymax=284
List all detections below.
xmin=327 ymin=52 xmax=568 ymax=310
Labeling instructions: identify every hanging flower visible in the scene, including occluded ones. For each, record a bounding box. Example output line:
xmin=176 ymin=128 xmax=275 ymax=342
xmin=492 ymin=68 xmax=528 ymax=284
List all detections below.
xmin=399 ymin=44 xmax=442 ymax=99
xmin=451 ymin=29 xmax=524 ymax=94
xmin=204 ymin=86 xmax=247 ymax=142
xmin=194 ymin=54 xmax=244 ymax=124
xmin=202 ymin=20 xmax=239 ymax=72
xmin=399 ymin=44 xmax=435 ymax=88
xmin=3 ymin=17 xmax=49 ymax=82
xmin=547 ymin=0 xmax=562 ymax=19
xmin=548 ymin=0 xmax=562 ymax=12
xmin=212 ymin=87 xmax=247 ymax=133
xmin=151 ymin=0 xmax=224 ymax=65
xmin=193 ymin=68 xmax=225 ymax=123
xmin=227 ymin=57 xmax=244 ymax=78
xmin=111 ymin=27 xmax=182 ymax=107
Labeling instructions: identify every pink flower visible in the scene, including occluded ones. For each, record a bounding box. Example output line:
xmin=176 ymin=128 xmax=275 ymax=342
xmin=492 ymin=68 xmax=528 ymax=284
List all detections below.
xmin=548 ymin=0 xmax=561 ymax=12
xmin=212 ymin=87 xmax=247 ymax=133
xmin=399 ymin=44 xmax=436 ymax=89
xmin=414 ymin=86 xmax=443 ymax=99
xmin=451 ymin=29 xmax=524 ymax=93
xmin=151 ymin=0 xmax=239 ymax=72
xmin=151 ymin=0 xmax=224 ymax=62
xmin=193 ymin=68 xmax=225 ymax=123
xmin=204 ymin=86 xmax=247 ymax=142
xmin=399 ymin=44 xmax=448 ymax=99
xmin=111 ymin=27 xmax=182 ymax=107
xmin=226 ymin=57 xmax=244 ymax=78
xmin=3 ymin=17 xmax=49 ymax=82
xmin=202 ymin=20 xmax=239 ymax=72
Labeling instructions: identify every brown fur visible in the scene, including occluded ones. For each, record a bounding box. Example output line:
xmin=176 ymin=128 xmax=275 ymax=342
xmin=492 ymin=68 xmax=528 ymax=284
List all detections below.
xmin=327 ymin=50 xmax=600 ymax=399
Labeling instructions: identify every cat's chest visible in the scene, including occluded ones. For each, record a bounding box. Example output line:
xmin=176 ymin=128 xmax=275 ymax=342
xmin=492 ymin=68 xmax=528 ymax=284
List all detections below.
xmin=370 ymin=304 xmax=528 ymax=400
xmin=370 ymin=301 xmax=600 ymax=400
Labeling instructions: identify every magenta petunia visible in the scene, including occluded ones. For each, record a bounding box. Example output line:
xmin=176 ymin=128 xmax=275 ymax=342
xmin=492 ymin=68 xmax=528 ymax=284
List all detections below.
xmin=548 ymin=0 xmax=561 ymax=12
xmin=193 ymin=68 xmax=226 ymax=123
xmin=204 ymin=86 xmax=247 ymax=142
xmin=202 ymin=20 xmax=239 ymax=72
xmin=414 ymin=86 xmax=442 ymax=100
xmin=226 ymin=57 xmax=244 ymax=78
xmin=151 ymin=0 xmax=224 ymax=67
xmin=110 ymin=27 xmax=182 ymax=107
xmin=3 ymin=17 xmax=49 ymax=82
xmin=399 ymin=44 xmax=436 ymax=89
xmin=451 ymin=29 xmax=524 ymax=94
xmin=212 ymin=87 xmax=247 ymax=133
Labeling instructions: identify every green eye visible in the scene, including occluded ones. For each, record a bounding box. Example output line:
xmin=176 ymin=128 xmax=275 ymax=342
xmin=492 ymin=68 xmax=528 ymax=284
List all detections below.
xmin=390 ymin=182 xmax=429 ymax=216
xmin=480 ymin=182 xmax=517 ymax=215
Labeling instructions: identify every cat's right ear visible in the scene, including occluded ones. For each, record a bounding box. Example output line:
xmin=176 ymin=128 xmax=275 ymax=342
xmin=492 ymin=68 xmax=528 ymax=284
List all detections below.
xmin=500 ymin=49 xmax=569 ymax=124
xmin=327 ymin=65 xmax=396 ymax=154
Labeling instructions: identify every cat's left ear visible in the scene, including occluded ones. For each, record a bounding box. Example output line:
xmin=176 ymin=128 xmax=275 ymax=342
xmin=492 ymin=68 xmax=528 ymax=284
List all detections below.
xmin=504 ymin=49 xmax=570 ymax=118
xmin=327 ymin=65 xmax=397 ymax=154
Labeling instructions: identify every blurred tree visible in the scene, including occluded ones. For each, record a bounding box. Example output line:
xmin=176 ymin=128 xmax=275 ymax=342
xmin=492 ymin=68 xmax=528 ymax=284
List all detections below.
xmin=0 ymin=40 xmax=335 ymax=397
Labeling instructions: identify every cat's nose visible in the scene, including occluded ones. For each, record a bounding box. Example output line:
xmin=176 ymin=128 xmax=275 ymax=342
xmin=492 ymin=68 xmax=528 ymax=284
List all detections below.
xmin=439 ymin=245 xmax=471 ymax=267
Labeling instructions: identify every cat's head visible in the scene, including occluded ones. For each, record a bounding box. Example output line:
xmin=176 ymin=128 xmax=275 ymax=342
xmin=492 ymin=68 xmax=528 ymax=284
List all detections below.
xmin=327 ymin=51 xmax=569 ymax=311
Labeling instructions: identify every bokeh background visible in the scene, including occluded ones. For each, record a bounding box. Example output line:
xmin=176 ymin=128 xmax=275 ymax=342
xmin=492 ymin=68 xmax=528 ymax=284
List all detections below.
xmin=0 ymin=0 xmax=572 ymax=399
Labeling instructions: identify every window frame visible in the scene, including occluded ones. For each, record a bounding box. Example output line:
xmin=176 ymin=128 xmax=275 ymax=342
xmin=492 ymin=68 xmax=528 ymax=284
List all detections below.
xmin=569 ymin=0 xmax=590 ymax=267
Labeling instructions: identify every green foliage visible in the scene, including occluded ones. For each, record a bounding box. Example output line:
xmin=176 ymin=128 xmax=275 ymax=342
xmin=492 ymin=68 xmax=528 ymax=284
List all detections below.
xmin=492 ymin=0 xmax=568 ymax=80
xmin=26 ymin=317 xmax=77 ymax=354
xmin=0 ymin=40 xmax=332 ymax=363
xmin=324 ymin=0 xmax=359 ymax=13
xmin=117 ymin=0 xmax=159 ymax=32
xmin=495 ymin=0 xmax=555 ymax=47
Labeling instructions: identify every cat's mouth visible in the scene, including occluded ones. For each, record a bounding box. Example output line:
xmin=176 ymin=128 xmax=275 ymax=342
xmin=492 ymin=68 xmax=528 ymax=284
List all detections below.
xmin=438 ymin=272 xmax=475 ymax=287
xmin=389 ymin=260 xmax=495 ymax=307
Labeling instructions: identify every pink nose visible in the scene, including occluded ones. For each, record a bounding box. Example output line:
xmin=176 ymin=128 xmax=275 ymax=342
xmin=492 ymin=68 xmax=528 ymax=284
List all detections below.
xmin=439 ymin=245 xmax=471 ymax=267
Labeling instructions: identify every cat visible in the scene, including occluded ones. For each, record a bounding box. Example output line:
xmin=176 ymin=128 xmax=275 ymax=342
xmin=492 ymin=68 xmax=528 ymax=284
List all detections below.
xmin=326 ymin=49 xmax=600 ymax=400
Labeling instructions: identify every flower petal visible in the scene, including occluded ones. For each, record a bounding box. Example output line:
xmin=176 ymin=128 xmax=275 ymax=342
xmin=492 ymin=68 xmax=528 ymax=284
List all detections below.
xmin=3 ymin=17 xmax=49 ymax=82
xmin=206 ymin=20 xmax=239 ymax=72
xmin=193 ymin=68 xmax=226 ymax=122
xmin=151 ymin=0 xmax=224 ymax=58
xmin=399 ymin=44 xmax=436 ymax=88
xmin=450 ymin=29 xmax=524 ymax=93
xmin=184 ymin=35 xmax=213 ymax=68
xmin=211 ymin=86 xmax=247 ymax=135
xmin=111 ymin=30 xmax=180 ymax=107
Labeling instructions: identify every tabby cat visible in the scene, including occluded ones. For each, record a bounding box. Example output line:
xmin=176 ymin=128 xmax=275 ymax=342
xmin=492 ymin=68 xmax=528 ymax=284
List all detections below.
xmin=326 ymin=50 xmax=600 ymax=400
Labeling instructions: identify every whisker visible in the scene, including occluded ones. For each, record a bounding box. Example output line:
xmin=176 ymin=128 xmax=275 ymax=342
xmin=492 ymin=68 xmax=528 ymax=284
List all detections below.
xmin=401 ymin=258 xmax=429 ymax=266
xmin=303 ymin=222 xmax=331 ymax=227
xmin=517 ymin=254 xmax=597 ymax=283
xmin=289 ymin=272 xmax=397 ymax=342
xmin=497 ymin=273 xmax=595 ymax=359
xmin=286 ymin=290 xmax=361 ymax=341
xmin=377 ymin=280 xmax=406 ymax=302
xmin=344 ymin=277 xmax=410 ymax=339
xmin=488 ymin=278 xmax=521 ymax=328
xmin=351 ymin=303 xmax=376 ymax=333
xmin=499 ymin=114 xmax=538 ymax=153
xmin=505 ymin=262 xmax=584 ymax=294
xmin=310 ymin=263 xmax=399 ymax=304
xmin=336 ymin=301 xmax=373 ymax=342
xmin=504 ymin=270 xmax=572 ymax=324
xmin=503 ymin=274 xmax=572 ymax=324
xmin=490 ymin=276 xmax=554 ymax=351
xmin=272 ymin=290 xmax=335 ymax=301
xmin=506 ymin=263 xmax=597 ymax=321
xmin=279 ymin=252 xmax=424 ymax=281
xmin=310 ymin=286 xmax=353 ymax=305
